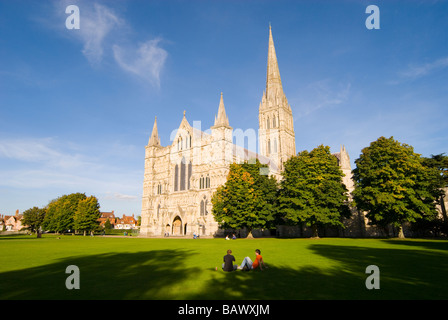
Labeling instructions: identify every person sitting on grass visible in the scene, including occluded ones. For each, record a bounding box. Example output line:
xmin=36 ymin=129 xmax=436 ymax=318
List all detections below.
xmin=222 ymin=249 xmax=238 ymax=272
xmin=238 ymin=249 xmax=268 ymax=271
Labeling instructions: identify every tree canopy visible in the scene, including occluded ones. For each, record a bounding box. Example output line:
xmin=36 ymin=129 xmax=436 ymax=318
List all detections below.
xmin=22 ymin=206 xmax=46 ymax=237
xmin=278 ymin=145 xmax=350 ymax=237
xmin=42 ymin=193 xmax=101 ymax=234
xmin=352 ymin=136 xmax=441 ymax=238
xmin=420 ymin=153 xmax=448 ymax=233
xmin=74 ymin=196 xmax=101 ymax=235
xmin=212 ymin=160 xmax=278 ymax=237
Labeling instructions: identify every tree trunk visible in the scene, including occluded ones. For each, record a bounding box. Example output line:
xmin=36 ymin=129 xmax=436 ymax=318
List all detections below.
xmin=397 ymin=224 xmax=405 ymax=239
xmin=311 ymin=225 xmax=319 ymax=238
xmin=440 ymin=195 xmax=448 ymax=224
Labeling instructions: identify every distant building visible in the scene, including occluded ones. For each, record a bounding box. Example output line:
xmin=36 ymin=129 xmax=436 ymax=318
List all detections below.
xmin=98 ymin=211 xmax=116 ymax=228
xmin=1 ymin=210 xmax=24 ymax=231
xmin=115 ymin=214 xmax=138 ymax=229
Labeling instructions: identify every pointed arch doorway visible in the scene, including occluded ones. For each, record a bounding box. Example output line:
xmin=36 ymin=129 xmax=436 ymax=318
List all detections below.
xmin=172 ymin=216 xmax=182 ymax=236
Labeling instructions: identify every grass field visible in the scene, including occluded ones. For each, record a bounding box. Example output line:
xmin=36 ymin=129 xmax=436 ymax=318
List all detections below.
xmin=1 ymin=234 xmax=447 ymax=300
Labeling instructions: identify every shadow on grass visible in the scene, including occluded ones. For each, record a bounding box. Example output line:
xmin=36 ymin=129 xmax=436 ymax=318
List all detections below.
xmin=2 ymin=239 xmax=448 ymax=300
xmin=191 ymin=242 xmax=448 ymax=300
xmin=310 ymin=243 xmax=448 ymax=299
xmin=381 ymin=239 xmax=448 ymax=251
xmin=0 ymin=249 xmax=199 ymax=300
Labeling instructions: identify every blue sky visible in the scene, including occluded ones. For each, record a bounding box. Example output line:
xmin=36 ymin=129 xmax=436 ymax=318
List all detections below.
xmin=1 ymin=0 xmax=447 ymax=216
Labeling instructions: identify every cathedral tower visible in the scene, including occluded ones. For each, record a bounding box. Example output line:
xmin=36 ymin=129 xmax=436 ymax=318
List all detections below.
xmin=258 ymin=25 xmax=296 ymax=173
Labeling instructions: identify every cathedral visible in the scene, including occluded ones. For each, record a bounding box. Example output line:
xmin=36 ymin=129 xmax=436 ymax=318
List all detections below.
xmin=140 ymin=26 xmax=353 ymax=237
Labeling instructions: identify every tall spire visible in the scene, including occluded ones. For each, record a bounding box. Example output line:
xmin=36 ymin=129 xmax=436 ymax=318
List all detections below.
xmin=258 ymin=24 xmax=296 ymax=174
xmin=266 ymin=25 xmax=284 ymax=99
xmin=212 ymin=92 xmax=231 ymax=128
xmin=148 ymin=116 xmax=161 ymax=146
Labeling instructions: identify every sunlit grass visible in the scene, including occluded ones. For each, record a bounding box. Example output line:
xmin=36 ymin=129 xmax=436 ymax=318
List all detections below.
xmin=1 ymin=234 xmax=447 ymax=299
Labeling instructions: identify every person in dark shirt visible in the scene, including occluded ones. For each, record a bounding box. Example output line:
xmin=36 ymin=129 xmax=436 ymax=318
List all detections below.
xmin=222 ymin=249 xmax=237 ymax=272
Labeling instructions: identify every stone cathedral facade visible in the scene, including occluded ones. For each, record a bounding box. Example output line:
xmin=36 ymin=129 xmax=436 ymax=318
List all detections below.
xmin=140 ymin=26 xmax=354 ymax=237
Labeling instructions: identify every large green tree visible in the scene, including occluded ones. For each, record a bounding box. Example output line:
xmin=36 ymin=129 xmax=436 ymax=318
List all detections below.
xmin=352 ymin=136 xmax=440 ymax=238
xmin=212 ymin=161 xmax=277 ymax=237
xmin=42 ymin=193 xmax=87 ymax=233
xmin=240 ymin=159 xmax=280 ymax=227
xmin=22 ymin=206 xmax=46 ymax=237
xmin=278 ymin=145 xmax=350 ymax=238
xmin=74 ymin=196 xmax=101 ymax=236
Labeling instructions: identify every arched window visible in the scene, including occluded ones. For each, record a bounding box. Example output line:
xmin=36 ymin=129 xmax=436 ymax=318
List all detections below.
xmin=274 ymin=138 xmax=278 ymax=153
xmin=188 ymin=161 xmax=192 ymax=189
xmin=200 ymin=196 xmax=208 ymax=216
xmin=267 ymin=117 xmax=270 ymax=129
xmin=199 ymin=175 xmax=210 ymax=189
xmin=157 ymin=204 xmax=161 ymax=220
xmin=174 ymin=164 xmax=179 ymax=191
xmin=157 ymin=183 xmax=162 ymax=194
xmin=180 ymin=158 xmax=186 ymax=191
xmin=273 ymin=115 xmax=276 ymax=128
xmin=185 ymin=133 xmax=191 ymax=149
xmin=200 ymin=199 xmax=205 ymax=216
xmin=267 ymin=139 xmax=271 ymax=155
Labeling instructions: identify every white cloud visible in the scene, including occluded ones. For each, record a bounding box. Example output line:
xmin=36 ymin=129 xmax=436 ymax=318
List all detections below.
xmin=391 ymin=56 xmax=448 ymax=84
xmin=51 ymin=0 xmax=124 ymax=65
xmin=0 ymin=137 xmax=141 ymax=195
xmin=49 ymin=1 xmax=167 ymax=86
xmin=113 ymin=39 xmax=168 ymax=87
xmin=0 ymin=137 xmax=92 ymax=169
xmin=0 ymin=135 xmax=142 ymax=214
xmin=78 ymin=3 xmax=124 ymax=64
xmin=104 ymin=192 xmax=139 ymax=201
xmin=292 ymin=79 xmax=351 ymax=119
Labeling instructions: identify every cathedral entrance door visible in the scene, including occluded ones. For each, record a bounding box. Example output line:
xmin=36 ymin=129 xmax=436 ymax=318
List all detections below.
xmin=172 ymin=216 xmax=182 ymax=236
xmin=165 ymin=224 xmax=170 ymax=236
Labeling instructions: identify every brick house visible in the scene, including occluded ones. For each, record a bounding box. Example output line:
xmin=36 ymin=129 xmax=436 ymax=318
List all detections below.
xmin=1 ymin=210 xmax=25 ymax=231
xmin=115 ymin=214 xmax=138 ymax=229
xmin=98 ymin=211 xmax=116 ymax=228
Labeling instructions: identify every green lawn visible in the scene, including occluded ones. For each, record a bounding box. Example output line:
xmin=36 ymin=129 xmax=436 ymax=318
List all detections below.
xmin=1 ymin=234 xmax=447 ymax=300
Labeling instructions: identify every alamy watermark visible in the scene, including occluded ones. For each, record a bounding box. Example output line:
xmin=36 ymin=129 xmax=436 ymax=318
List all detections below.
xmin=365 ymin=265 xmax=380 ymax=290
xmin=65 ymin=265 xmax=80 ymax=290
xmin=65 ymin=5 xmax=80 ymax=30
xmin=365 ymin=5 xmax=380 ymax=30
xmin=65 ymin=4 xmax=380 ymax=31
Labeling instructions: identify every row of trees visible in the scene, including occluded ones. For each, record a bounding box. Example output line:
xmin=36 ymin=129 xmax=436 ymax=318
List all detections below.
xmin=212 ymin=136 xmax=447 ymax=238
xmin=22 ymin=193 xmax=101 ymax=237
